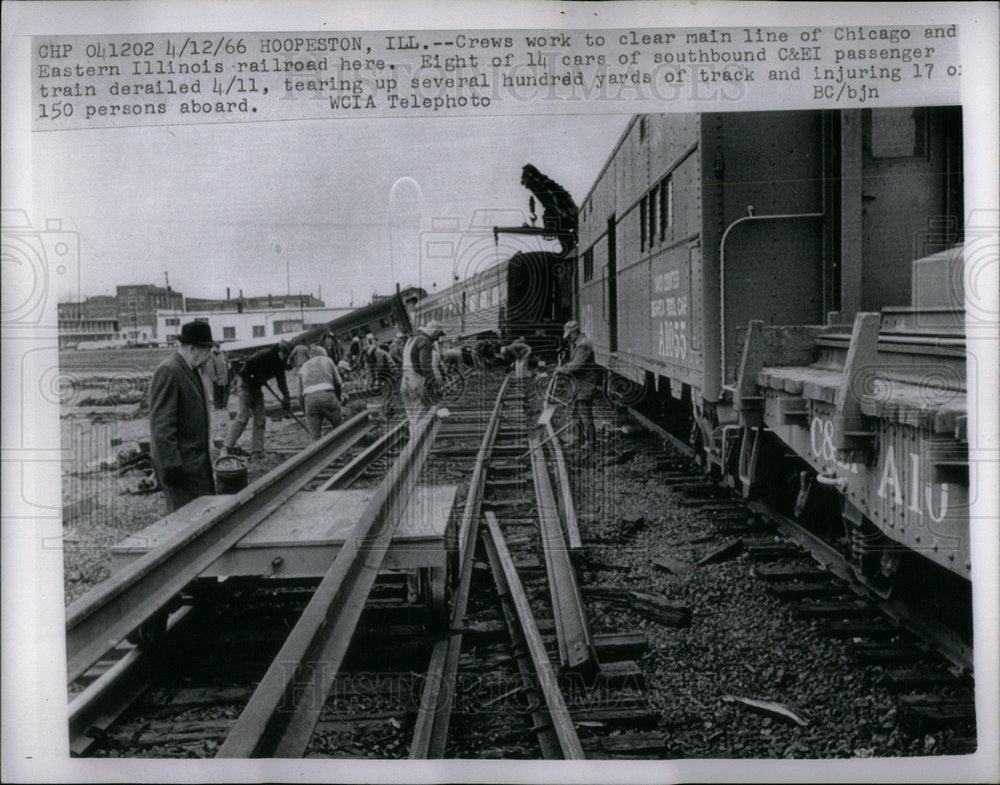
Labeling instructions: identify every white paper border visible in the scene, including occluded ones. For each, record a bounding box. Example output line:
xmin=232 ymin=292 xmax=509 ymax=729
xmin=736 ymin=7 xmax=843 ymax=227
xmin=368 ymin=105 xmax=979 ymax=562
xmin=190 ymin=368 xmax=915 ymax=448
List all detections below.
xmin=2 ymin=2 xmax=997 ymax=783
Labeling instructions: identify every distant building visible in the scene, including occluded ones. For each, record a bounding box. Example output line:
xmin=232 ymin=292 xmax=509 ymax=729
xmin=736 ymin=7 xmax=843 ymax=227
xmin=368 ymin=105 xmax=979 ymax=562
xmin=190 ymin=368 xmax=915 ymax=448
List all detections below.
xmin=57 ymin=295 xmax=119 ymax=348
xmin=117 ymin=284 xmax=184 ymax=343
xmin=156 ymin=305 xmax=351 ymax=345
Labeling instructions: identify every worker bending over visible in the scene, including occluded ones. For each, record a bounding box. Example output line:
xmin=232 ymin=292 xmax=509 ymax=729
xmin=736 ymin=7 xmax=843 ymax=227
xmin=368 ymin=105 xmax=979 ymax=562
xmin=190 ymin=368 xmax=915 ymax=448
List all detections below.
xmin=222 ymin=341 xmax=292 ymax=459
xmin=297 ymin=345 xmax=345 ymax=440
xmin=501 ymin=336 xmax=532 ymax=379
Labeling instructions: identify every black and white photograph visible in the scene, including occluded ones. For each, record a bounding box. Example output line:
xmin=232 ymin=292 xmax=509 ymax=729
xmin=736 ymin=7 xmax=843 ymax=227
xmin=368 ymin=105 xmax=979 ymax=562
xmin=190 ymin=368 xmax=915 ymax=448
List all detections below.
xmin=2 ymin=2 xmax=998 ymax=783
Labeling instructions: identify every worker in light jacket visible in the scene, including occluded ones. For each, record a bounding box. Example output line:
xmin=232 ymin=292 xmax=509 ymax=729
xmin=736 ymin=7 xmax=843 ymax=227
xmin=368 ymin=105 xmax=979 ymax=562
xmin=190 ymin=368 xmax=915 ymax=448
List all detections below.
xmin=555 ymin=320 xmax=600 ymax=453
xmin=148 ymin=321 xmax=216 ymax=513
xmin=400 ymin=320 xmax=445 ymax=432
xmin=297 ymin=345 xmax=345 ymax=440
xmin=501 ymin=336 xmax=532 ymax=379
xmin=204 ymin=345 xmax=230 ymax=409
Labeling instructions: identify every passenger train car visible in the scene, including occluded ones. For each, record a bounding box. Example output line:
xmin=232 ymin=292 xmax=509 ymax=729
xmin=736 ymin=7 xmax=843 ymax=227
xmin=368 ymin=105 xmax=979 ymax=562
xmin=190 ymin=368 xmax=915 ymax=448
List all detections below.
xmin=575 ymin=108 xmax=968 ymax=629
xmin=412 ymin=251 xmax=573 ymax=361
xmin=223 ymin=287 xmax=424 ymax=363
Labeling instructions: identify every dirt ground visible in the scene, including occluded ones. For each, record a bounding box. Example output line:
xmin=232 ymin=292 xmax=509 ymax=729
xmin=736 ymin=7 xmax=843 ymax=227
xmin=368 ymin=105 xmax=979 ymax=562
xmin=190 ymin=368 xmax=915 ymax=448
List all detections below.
xmin=59 ymin=348 xmax=331 ymax=605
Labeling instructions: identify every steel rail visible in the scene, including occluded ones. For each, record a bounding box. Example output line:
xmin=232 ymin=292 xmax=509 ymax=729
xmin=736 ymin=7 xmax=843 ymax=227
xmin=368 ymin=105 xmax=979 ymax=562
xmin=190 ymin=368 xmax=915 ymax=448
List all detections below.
xmin=481 ymin=514 xmax=563 ymax=759
xmin=217 ymin=409 xmax=442 ymax=758
xmin=529 ymin=437 xmax=596 ymax=672
xmin=317 ymin=420 xmax=408 ymax=490
xmin=68 ymin=605 xmax=196 ymax=755
xmin=410 ymin=375 xmax=511 ymax=758
xmin=483 ymin=512 xmax=585 ymax=759
xmin=544 ymin=421 xmax=582 ymax=551
xmin=748 ymin=501 xmax=975 ymax=672
xmin=65 ymin=410 xmax=373 ymax=683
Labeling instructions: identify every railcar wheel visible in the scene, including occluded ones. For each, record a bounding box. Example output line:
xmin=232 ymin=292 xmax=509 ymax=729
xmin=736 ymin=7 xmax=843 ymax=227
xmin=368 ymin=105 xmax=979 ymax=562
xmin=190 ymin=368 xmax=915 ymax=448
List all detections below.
xmin=843 ymin=509 xmax=899 ymax=598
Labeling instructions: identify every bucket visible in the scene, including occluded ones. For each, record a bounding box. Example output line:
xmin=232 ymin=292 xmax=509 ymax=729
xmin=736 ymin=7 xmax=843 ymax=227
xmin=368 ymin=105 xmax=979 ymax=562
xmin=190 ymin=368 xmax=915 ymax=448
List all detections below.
xmin=214 ymin=455 xmax=248 ymax=494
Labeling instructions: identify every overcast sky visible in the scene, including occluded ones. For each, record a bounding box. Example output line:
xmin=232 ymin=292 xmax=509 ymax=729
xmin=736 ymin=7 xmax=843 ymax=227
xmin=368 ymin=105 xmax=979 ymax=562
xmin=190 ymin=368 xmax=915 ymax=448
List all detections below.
xmin=33 ymin=113 xmax=631 ymax=305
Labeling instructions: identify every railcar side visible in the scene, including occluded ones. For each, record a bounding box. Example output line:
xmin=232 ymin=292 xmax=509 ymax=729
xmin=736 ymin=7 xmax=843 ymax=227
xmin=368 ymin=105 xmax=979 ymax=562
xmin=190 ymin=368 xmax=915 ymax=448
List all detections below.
xmin=413 ymin=251 xmax=572 ymax=360
xmin=576 ymin=109 xmax=968 ymax=595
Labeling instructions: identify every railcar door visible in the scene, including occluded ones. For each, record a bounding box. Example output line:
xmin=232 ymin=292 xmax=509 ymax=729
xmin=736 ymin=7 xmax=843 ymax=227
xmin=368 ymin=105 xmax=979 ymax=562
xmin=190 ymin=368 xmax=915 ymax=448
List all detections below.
xmin=849 ymin=107 xmax=963 ymax=313
xmin=607 ymin=216 xmax=618 ymax=352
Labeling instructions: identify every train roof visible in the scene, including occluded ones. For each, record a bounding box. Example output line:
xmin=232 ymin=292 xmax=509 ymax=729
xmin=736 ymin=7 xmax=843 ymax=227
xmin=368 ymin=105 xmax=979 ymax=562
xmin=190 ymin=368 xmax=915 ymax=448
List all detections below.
xmin=222 ymin=291 xmax=415 ymax=360
xmin=579 ymin=114 xmax=642 ymax=211
xmin=415 ymin=250 xmax=563 ymax=311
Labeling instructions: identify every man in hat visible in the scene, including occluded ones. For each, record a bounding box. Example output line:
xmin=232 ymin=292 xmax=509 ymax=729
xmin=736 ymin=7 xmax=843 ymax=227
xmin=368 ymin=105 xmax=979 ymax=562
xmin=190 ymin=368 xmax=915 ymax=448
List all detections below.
xmin=221 ymin=340 xmax=292 ymax=460
xmin=287 ymin=340 xmax=312 ymax=398
xmin=148 ymin=321 xmax=217 ymax=513
xmin=555 ymin=320 xmax=600 ymax=453
xmin=400 ymin=320 xmax=445 ymax=432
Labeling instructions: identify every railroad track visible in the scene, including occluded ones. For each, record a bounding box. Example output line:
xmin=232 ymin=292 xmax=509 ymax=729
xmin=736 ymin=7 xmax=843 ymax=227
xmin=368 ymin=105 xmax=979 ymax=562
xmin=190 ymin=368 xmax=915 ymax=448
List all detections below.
xmin=626 ymin=406 xmax=977 ymax=750
xmin=69 ymin=369 xmax=656 ymax=759
xmin=412 ymin=375 xmax=659 ymax=759
xmin=67 ymin=406 xmax=416 ymax=755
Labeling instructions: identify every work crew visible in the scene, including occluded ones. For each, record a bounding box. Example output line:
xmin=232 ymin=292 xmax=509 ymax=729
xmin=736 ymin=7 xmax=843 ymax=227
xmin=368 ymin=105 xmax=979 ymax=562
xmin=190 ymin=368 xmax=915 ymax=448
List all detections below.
xmin=461 ymin=340 xmax=483 ymax=373
xmin=297 ymin=345 xmax=345 ymax=440
xmin=288 ymin=340 xmax=312 ymax=398
xmin=389 ymin=331 xmax=407 ymax=371
xmin=439 ymin=347 xmax=468 ymax=382
xmin=400 ymin=320 xmax=445 ymax=431
xmin=221 ymin=340 xmax=292 ymax=459
xmin=205 ymin=344 xmax=230 ymax=409
xmin=555 ymin=320 xmax=600 ymax=454
xmin=360 ymin=332 xmax=379 ymax=381
xmin=500 ymin=336 xmax=532 ymax=378
xmin=289 ymin=341 xmax=311 ymax=369
xmin=148 ymin=321 xmax=216 ymax=513
xmin=364 ymin=342 xmax=399 ymax=417
xmin=325 ymin=331 xmax=344 ymax=364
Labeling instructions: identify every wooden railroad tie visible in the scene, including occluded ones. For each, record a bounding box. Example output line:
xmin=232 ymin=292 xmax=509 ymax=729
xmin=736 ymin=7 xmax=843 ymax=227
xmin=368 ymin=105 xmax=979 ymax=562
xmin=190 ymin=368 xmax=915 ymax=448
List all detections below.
xmin=882 ymin=667 xmax=966 ymax=692
xmin=790 ymin=601 xmax=875 ymax=621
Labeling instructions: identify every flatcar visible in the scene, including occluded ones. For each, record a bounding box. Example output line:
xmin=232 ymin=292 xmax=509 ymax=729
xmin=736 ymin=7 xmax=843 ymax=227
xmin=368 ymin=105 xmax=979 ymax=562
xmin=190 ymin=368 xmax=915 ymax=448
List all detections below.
xmin=573 ymin=108 xmax=969 ymax=630
xmin=412 ymin=250 xmax=573 ymax=362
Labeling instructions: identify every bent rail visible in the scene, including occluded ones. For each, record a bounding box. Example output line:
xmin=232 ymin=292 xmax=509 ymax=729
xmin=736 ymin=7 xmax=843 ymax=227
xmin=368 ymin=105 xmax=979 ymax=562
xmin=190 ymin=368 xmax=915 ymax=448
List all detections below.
xmin=410 ymin=374 xmax=511 ymax=758
xmin=217 ymin=409 xmax=442 ymax=758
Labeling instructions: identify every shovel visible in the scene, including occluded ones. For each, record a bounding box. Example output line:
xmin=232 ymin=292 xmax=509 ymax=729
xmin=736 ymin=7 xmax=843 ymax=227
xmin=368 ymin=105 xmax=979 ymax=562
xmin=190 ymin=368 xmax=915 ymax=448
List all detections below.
xmin=263 ymin=380 xmax=311 ymax=434
xmin=537 ymin=370 xmax=571 ymax=427
xmin=516 ymin=420 xmax=575 ymax=461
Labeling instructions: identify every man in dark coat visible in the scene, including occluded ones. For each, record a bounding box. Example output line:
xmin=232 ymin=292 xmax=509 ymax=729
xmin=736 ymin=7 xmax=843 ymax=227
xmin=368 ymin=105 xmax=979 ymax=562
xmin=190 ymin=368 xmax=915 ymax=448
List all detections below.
xmin=148 ymin=321 xmax=217 ymax=513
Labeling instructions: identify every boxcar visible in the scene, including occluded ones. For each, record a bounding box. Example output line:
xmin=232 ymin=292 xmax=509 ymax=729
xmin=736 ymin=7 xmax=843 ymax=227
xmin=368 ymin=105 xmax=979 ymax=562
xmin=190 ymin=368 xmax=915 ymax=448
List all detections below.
xmin=576 ymin=108 xmax=968 ymax=616
xmin=577 ymin=108 xmax=963 ymax=454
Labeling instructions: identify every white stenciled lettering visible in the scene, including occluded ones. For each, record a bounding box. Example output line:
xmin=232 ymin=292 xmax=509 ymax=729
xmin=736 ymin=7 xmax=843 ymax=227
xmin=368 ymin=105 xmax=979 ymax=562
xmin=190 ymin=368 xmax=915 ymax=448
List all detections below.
xmin=925 ymin=482 xmax=950 ymax=523
xmin=877 ymin=444 xmax=903 ymax=505
xmin=657 ymin=319 xmax=687 ymax=359
xmin=908 ymin=452 xmax=922 ymax=514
